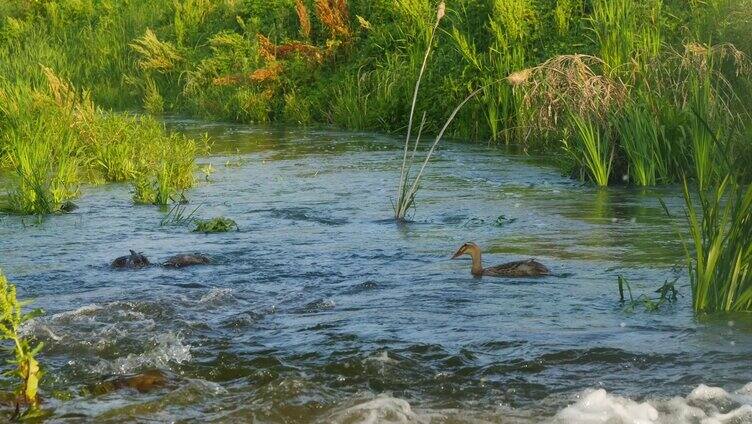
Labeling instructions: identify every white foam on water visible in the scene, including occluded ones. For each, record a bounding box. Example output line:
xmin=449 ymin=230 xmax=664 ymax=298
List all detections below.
xmin=368 ymin=350 xmax=396 ymax=364
xmin=323 ymin=382 xmax=752 ymax=424
xmin=554 ymin=383 xmax=752 ymax=424
xmin=198 ymin=287 xmax=235 ymax=304
xmin=92 ymin=332 xmax=191 ymax=375
xmin=326 ymin=394 xmax=422 ymax=424
xmin=554 ymin=389 xmax=659 ymax=424
xmin=47 ymin=304 xmax=104 ymax=321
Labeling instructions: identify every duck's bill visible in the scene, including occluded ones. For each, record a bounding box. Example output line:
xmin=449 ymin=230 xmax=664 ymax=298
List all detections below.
xmin=451 ymin=249 xmax=464 ymax=259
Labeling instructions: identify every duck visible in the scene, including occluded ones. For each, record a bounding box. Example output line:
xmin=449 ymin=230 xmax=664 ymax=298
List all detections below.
xmin=163 ymin=253 xmax=212 ymax=268
xmin=451 ymin=242 xmax=549 ymax=277
xmin=111 ymin=250 xmax=150 ymax=269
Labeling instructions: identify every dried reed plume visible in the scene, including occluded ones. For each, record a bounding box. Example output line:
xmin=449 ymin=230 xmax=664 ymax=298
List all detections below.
xmin=682 ymin=42 xmax=750 ymax=76
xmin=40 ymin=66 xmax=95 ymax=125
xmin=509 ymin=54 xmax=628 ymax=132
xmin=315 ymin=0 xmax=350 ymax=38
xmin=212 ymin=63 xmax=283 ymax=86
xmin=130 ymin=29 xmax=183 ymax=72
xmin=257 ymin=34 xmax=277 ymax=62
xmin=278 ymin=42 xmax=322 ymax=62
xmin=295 ymin=0 xmax=312 ymax=39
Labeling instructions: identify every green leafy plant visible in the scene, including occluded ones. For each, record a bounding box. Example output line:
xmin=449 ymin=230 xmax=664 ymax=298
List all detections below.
xmin=683 ymin=178 xmax=752 ymax=312
xmin=564 ymin=112 xmax=613 ymax=186
xmin=0 ymin=270 xmax=44 ymax=415
xmin=618 ymin=275 xmax=679 ymax=312
xmin=193 ymin=217 xmax=238 ymax=233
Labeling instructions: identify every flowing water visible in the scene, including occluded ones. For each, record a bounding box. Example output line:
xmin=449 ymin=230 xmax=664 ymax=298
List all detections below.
xmin=1 ymin=120 xmax=752 ymax=423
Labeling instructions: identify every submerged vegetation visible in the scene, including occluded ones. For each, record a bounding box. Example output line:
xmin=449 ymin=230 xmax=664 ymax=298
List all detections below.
xmin=617 ymin=276 xmax=679 ymax=312
xmin=194 ymin=217 xmax=238 ymax=233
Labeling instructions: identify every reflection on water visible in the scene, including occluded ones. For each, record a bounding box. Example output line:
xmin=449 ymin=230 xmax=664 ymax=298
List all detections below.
xmin=0 ymin=119 xmax=750 ymax=422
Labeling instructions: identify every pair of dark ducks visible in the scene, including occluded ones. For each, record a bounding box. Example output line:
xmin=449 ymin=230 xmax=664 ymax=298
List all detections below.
xmin=452 ymin=242 xmax=549 ymax=277
xmin=112 ymin=250 xmax=211 ymax=269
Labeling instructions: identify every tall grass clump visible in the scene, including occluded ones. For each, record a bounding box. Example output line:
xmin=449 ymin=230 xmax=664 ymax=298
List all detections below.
xmin=509 ymin=55 xmax=626 ymax=185
xmin=615 ymin=97 xmax=666 ymax=186
xmin=564 ymin=111 xmax=612 ymax=186
xmin=683 ymin=178 xmax=752 ymax=312
xmin=0 ymin=269 xmax=45 ymax=417
xmin=0 ymin=67 xmax=204 ymax=214
xmin=394 ymin=2 xmax=482 ymax=220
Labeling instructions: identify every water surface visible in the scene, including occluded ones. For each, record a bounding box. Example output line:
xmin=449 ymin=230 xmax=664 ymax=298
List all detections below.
xmin=1 ymin=121 xmax=751 ymax=423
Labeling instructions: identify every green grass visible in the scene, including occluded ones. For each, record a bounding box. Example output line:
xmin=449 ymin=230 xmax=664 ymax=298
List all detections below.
xmin=616 ymin=98 xmax=665 ymax=186
xmin=564 ymin=112 xmax=612 ymax=186
xmin=683 ymin=178 xmax=752 ymax=313
xmin=0 ymin=71 xmax=204 ymax=214
xmin=0 ymin=0 xmax=750 ymax=200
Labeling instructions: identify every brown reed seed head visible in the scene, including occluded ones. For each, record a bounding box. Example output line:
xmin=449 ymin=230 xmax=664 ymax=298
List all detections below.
xmin=437 ymin=1 xmax=446 ymax=22
xmin=257 ymin=34 xmax=276 ymax=62
xmin=506 ymin=69 xmax=532 ymax=86
xmin=295 ymin=0 xmax=312 ymax=39
xmin=250 ymin=63 xmax=283 ymax=82
xmin=277 ymin=42 xmax=323 ymax=62
xmin=315 ymin=0 xmax=351 ymax=37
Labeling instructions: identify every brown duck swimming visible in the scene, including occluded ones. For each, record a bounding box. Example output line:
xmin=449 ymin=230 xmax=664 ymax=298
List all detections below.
xmin=163 ymin=253 xmax=212 ymax=268
xmin=111 ymin=250 xmax=150 ymax=269
xmin=451 ymin=242 xmax=549 ymax=277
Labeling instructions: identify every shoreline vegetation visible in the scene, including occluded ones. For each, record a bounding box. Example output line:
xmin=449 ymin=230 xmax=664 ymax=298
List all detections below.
xmin=1 ymin=0 xmax=750 ymax=189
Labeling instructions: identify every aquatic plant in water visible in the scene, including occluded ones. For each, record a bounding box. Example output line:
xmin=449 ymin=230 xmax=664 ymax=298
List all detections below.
xmin=194 ymin=217 xmax=238 ymax=233
xmin=0 ymin=270 xmax=44 ymax=416
xmin=683 ymin=178 xmax=752 ymax=312
xmin=160 ymin=202 xmax=202 ymax=226
xmin=0 ymin=67 xmax=203 ymax=214
xmin=618 ymin=275 xmax=679 ymax=312
xmin=394 ymin=2 xmax=484 ymax=221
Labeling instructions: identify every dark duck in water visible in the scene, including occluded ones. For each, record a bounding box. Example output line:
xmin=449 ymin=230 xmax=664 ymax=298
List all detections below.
xmin=111 ymin=250 xmax=150 ymax=269
xmin=163 ymin=253 xmax=212 ymax=268
xmin=452 ymin=242 xmax=549 ymax=277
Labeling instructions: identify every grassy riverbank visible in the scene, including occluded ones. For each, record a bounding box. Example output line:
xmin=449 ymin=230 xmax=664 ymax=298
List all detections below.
xmin=1 ymin=0 xmax=751 ymax=189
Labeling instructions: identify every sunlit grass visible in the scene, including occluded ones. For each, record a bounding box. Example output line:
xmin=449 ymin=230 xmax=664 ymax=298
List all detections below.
xmin=683 ymin=178 xmax=752 ymax=313
xmin=564 ymin=112 xmax=612 ymax=186
xmin=0 ymin=269 xmax=45 ymax=417
xmin=0 ymin=68 xmax=203 ymax=214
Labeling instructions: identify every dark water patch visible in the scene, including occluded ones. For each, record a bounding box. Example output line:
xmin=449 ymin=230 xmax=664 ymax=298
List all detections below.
xmin=299 ymin=298 xmax=337 ymax=313
xmin=171 ymin=282 xmax=207 ymax=289
xmin=255 ymin=207 xmax=350 ymax=226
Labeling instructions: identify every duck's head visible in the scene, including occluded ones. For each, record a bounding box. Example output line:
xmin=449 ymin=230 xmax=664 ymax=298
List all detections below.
xmin=452 ymin=242 xmax=480 ymax=259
